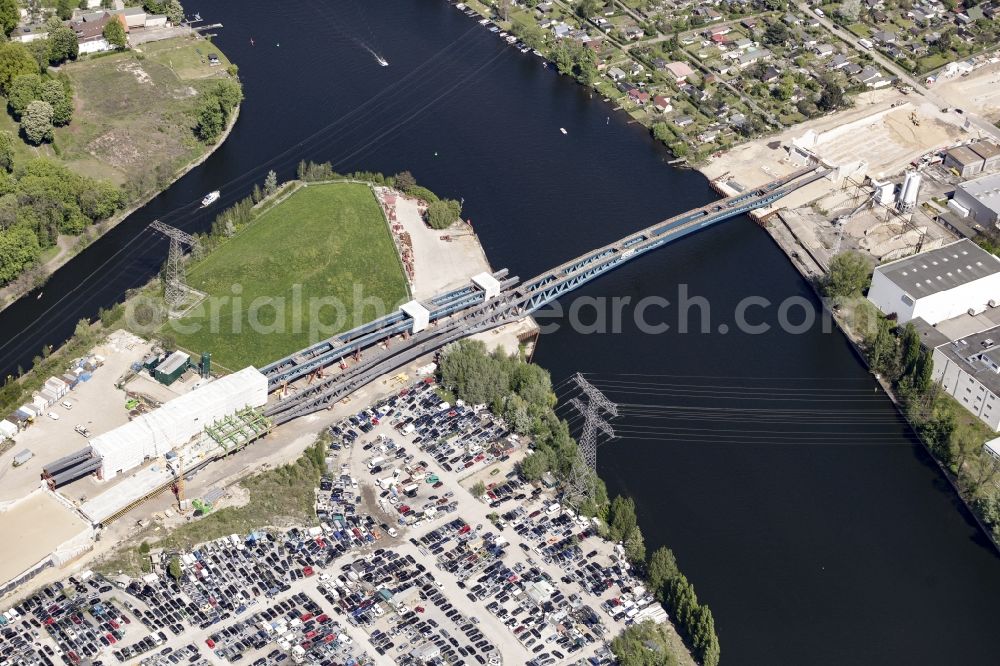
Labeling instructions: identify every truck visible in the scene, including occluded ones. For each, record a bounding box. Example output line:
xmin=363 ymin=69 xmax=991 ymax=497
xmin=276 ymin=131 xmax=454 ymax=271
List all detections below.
xmin=12 ymin=449 xmax=33 ymax=467
xmin=367 ymin=456 xmax=385 ymax=469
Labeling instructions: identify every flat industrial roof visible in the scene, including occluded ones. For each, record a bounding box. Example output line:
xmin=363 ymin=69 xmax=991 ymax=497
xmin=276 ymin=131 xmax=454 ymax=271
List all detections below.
xmin=874 ymin=239 xmax=1000 ymax=298
xmin=155 ymin=350 xmax=189 ymax=375
xmin=957 ymin=172 xmax=1000 ymax=218
xmin=971 ymin=141 xmax=1000 ymax=161
xmin=934 ymin=323 xmax=1000 ymax=396
xmin=946 ymin=145 xmax=983 ymax=168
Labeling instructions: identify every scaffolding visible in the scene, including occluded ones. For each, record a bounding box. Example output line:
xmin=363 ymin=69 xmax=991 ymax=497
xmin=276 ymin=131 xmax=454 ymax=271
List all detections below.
xmin=204 ymin=407 xmax=273 ymax=454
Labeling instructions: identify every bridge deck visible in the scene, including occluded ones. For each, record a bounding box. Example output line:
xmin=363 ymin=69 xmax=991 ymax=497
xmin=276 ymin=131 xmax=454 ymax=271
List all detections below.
xmin=264 ymin=166 xmax=828 ymax=422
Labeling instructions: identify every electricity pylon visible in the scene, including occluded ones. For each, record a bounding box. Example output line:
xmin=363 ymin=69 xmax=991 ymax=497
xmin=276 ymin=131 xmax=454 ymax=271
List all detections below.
xmin=568 ymin=373 xmax=617 ymax=472
xmin=149 ymin=220 xmax=200 ymax=308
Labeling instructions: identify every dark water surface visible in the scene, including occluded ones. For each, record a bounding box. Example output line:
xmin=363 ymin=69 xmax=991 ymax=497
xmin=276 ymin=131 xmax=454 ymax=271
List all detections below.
xmin=1 ymin=0 xmax=999 ymax=662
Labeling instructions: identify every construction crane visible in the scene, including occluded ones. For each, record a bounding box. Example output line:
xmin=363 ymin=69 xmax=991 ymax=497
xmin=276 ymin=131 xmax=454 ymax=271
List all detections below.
xmin=149 ymin=220 xmax=201 ymax=308
xmin=170 ymin=456 xmax=184 ymax=512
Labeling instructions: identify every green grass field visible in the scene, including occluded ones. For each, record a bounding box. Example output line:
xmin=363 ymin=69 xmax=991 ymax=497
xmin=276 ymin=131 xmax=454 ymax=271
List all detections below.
xmin=47 ymin=36 xmax=235 ymax=187
xmin=171 ymin=182 xmax=410 ymax=369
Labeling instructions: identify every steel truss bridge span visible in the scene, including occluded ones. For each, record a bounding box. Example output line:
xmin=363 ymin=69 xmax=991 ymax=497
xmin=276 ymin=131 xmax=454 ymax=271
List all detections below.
xmin=263 ymin=166 xmax=828 ymax=424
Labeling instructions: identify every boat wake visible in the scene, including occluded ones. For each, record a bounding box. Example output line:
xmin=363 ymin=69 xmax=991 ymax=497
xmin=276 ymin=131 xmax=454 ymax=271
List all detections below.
xmin=357 ymin=41 xmax=388 ymax=66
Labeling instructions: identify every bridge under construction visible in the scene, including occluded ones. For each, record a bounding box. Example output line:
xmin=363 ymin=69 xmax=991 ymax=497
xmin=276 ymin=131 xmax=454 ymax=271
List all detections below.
xmin=262 ymin=165 xmax=829 ymax=424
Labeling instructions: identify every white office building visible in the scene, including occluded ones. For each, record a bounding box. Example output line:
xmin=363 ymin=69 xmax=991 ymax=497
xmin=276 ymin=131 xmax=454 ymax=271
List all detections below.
xmin=866 ymin=239 xmax=1000 ymax=325
xmin=931 ymin=325 xmax=1000 ymax=431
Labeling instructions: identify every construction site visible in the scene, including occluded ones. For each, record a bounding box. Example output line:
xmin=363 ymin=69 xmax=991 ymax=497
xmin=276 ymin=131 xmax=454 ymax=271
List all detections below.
xmin=700 ymin=82 xmax=1000 ymax=281
xmin=0 ymin=180 xmax=543 ymax=602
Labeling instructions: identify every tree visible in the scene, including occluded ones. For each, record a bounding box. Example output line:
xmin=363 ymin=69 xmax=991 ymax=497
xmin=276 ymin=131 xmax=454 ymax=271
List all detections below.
xmin=264 ymin=169 xmax=278 ymax=196
xmin=471 ymin=480 xmax=486 ymax=497
xmin=691 ymin=605 xmax=721 ymax=666
xmin=40 ymin=79 xmax=72 ymax=126
xmin=818 ymin=77 xmax=846 ymax=111
xmin=838 ymin=0 xmax=861 ymax=21
xmin=56 ymin=0 xmax=74 ymax=20
xmin=0 ymin=0 xmax=18 ymax=36
xmin=48 ymin=25 xmax=80 ymax=64
xmin=647 ymin=546 xmax=679 ymax=596
xmin=21 ymin=100 xmax=54 ymax=145
xmin=764 ymin=20 xmax=789 ymax=45
xmin=79 ymin=180 xmax=124 ymax=219
xmin=824 ymin=250 xmax=871 ymax=298
xmin=575 ymin=0 xmax=602 ymax=18
xmin=607 ymin=495 xmax=638 ymax=542
xmin=0 ymin=43 xmax=41 ymax=95
xmin=0 ymin=131 xmax=13 ymax=173
xmin=0 ymin=225 xmax=41 ymax=284
xmin=575 ymin=50 xmax=597 ymax=85
xmin=8 ymin=73 xmax=43 ymax=119
xmin=611 ymin=621 xmax=681 ymax=666
xmin=520 ymin=449 xmax=552 ymax=480
xmin=623 ymin=525 xmax=646 ymax=562
xmin=164 ymin=0 xmax=184 ymax=23
xmin=426 ymin=199 xmax=462 ymax=229
xmin=167 ymin=555 xmax=182 ymax=580
xmin=898 ymin=323 xmax=921 ymax=378
xmin=103 ymin=18 xmax=127 ymax=49
xmin=393 ymin=170 xmax=416 ymax=191
xmin=194 ymin=100 xmax=225 ymax=142
xmin=194 ymin=79 xmax=242 ymax=142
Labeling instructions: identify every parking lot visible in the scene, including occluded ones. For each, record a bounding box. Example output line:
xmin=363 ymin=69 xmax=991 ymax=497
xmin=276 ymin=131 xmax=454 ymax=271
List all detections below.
xmin=3 ymin=376 xmax=675 ymax=666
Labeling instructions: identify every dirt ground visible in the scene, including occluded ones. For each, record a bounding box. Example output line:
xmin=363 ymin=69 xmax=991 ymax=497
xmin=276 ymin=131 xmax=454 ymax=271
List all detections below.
xmin=700 ymin=89 xmax=964 ymax=197
xmin=0 ymin=491 xmax=90 ymax=586
xmin=934 ymin=61 xmax=1000 ymax=122
xmin=379 ymin=188 xmax=495 ymax=301
xmin=0 ymin=331 xmax=151 ymax=503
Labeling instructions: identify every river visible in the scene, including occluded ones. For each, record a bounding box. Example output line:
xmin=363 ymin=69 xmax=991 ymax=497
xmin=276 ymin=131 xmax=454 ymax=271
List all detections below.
xmin=2 ymin=0 xmax=1000 ymax=662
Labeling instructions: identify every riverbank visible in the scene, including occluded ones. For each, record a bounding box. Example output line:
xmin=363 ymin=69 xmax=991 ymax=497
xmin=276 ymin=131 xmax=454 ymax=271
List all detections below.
xmin=0 ymin=39 xmax=243 ymax=313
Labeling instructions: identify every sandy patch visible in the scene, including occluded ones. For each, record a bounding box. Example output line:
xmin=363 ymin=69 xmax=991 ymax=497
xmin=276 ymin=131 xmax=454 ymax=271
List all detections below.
xmin=118 ymin=61 xmax=153 ymax=85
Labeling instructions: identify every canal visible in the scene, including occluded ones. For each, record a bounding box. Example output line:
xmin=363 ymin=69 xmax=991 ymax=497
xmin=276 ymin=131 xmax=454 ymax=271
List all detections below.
xmin=1 ymin=0 xmax=1000 ymax=662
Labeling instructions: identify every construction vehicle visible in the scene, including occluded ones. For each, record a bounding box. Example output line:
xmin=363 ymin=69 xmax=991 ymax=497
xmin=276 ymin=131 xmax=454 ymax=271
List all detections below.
xmin=910 ymin=111 xmax=920 ymax=126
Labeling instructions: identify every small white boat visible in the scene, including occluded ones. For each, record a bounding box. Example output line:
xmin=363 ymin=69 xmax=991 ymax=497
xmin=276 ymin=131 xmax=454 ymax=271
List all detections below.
xmin=201 ymin=190 xmax=220 ymax=207
xmin=560 ymin=128 xmax=567 ymax=135
xmin=456 ymin=2 xmax=466 ymax=8
xmin=376 ymin=55 xmax=389 ymax=67
xmin=478 ymin=18 xmax=489 ymax=24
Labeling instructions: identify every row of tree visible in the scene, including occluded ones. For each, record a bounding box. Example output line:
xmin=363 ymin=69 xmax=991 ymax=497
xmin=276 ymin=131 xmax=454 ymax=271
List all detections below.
xmin=647 ymin=546 xmax=721 ymax=666
xmin=605 ymin=493 xmax=720 ymax=665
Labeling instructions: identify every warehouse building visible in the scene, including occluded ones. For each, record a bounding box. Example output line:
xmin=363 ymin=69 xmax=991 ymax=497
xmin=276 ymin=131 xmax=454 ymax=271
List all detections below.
xmin=944 ymin=141 xmax=1000 ymax=178
xmin=89 ymin=367 xmax=267 ymax=479
xmin=930 ymin=325 xmax=1000 ymax=431
xmin=952 ymin=172 xmax=1000 ymax=226
xmin=866 ymin=239 xmax=1000 ymax=324
xmin=153 ymin=350 xmax=189 ymax=385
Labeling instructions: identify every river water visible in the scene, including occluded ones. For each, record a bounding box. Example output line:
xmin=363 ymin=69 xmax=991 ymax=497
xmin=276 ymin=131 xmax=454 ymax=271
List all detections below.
xmin=2 ymin=0 xmax=1000 ymax=662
